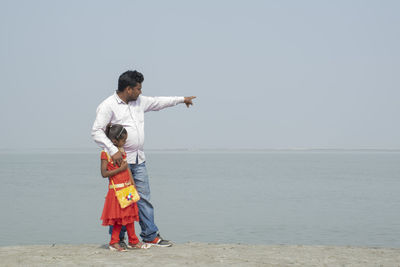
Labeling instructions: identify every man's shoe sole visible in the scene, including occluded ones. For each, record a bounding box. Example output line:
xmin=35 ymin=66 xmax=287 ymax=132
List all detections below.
xmin=145 ymin=242 xmax=173 ymax=247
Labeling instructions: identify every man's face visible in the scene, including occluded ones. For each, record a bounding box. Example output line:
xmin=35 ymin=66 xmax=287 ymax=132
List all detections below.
xmin=128 ymin=83 xmax=142 ymax=101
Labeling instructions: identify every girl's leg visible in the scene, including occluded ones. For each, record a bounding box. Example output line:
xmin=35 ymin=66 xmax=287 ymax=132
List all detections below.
xmin=125 ymin=223 xmax=139 ymax=244
xmin=109 ymin=225 xmax=127 ymax=243
xmin=110 ymin=224 xmax=122 ymax=245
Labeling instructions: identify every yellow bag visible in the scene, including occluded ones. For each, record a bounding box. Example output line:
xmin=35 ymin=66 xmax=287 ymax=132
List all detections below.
xmin=111 ymin=181 xmax=140 ymax=209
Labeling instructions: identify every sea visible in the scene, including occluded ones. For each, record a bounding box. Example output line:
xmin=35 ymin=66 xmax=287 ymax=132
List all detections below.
xmin=1 ymin=149 xmax=399 ymax=248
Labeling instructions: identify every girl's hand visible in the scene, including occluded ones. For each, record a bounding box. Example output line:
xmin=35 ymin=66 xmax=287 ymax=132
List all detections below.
xmin=119 ymin=160 xmax=128 ymax=171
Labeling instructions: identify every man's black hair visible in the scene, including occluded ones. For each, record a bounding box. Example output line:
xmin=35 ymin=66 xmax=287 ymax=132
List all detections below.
xmin=118 ymin=70 xmax=144 ymax=92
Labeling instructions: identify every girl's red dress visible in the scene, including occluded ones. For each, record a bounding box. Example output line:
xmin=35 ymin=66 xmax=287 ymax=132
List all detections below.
xmin=100 ymin=151 xmax=139 ymax=226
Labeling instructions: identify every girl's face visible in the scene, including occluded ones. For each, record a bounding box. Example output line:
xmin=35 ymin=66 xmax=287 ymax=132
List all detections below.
xmin=113 ymin=134 xmax=127 ymax=148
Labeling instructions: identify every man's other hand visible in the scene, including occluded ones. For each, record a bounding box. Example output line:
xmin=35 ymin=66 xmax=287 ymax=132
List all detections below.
xmin=184 ymin=96 xmax=196 ymax=108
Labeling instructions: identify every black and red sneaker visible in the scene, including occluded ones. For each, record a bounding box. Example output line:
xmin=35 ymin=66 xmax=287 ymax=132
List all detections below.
xmin=144 ymin=235 xmax=173 ymax=247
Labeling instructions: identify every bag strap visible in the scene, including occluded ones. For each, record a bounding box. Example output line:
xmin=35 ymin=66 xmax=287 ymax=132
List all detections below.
xmin=103 ymin=150 xmax=113 ymax=163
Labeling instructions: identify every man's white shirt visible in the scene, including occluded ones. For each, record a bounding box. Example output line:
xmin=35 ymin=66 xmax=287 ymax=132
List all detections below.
xmin=92 ymin=92 xmax=184 ymax=164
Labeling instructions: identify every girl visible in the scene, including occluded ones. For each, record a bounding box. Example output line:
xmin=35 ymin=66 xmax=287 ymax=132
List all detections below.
xmin=100 ymin=123 xmax=150 ymax=251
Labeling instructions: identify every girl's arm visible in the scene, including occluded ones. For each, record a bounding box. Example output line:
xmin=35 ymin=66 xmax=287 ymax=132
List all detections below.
xmin=100 ymin=159 xmax=128 ymax=178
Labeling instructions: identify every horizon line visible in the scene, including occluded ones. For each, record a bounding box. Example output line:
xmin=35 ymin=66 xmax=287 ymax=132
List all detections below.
xmin=1 ymin=147 xmax=400 ymax=152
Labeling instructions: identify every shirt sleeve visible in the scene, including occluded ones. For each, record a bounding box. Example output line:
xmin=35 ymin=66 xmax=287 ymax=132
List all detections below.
xmin=141 ymin=96 xmax=185 ymax=113
xmin=91 ymin=103 xmax=119 ymax=156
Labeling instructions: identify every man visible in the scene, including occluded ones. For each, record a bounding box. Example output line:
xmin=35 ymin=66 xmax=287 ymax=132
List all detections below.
xmin=92 ymin=70 xmax=195 ymax=247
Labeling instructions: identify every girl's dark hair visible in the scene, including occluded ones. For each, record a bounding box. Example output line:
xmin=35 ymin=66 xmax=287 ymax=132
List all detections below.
xmin=105 ymin=123 xmax=127 ymax=140
xmin=118 ymin=70 xmax=144 ymax=91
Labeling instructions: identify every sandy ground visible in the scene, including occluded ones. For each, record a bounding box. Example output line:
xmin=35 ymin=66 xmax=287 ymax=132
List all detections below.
xmin=1 ymin=243 xmax=399 ymax=267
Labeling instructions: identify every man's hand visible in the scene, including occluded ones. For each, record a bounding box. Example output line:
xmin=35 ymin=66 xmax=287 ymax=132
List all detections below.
xmin=111 ymin=151 xmax=123 ymax=167
xmin=184 ymin=96 xmax=196 ymax=108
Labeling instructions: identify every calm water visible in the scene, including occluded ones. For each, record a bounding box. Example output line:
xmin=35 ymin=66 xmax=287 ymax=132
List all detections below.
xmin=1 ymin=150 xmax=399 ymax=247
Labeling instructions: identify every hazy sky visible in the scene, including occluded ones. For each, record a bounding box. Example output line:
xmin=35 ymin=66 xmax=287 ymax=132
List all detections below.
xmin=1 ymin=0 xmax=399 ymax=150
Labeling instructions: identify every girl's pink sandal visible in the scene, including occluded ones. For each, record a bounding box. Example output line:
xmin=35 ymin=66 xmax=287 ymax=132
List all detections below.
xmin=109 ymin=243 xmax=128 ymax=252
xmin=127 ymin=242 xmax=151 ymax=249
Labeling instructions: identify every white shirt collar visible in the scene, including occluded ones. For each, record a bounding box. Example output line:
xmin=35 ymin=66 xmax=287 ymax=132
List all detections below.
xmin=114 ymin=91 xmax=126 ymax=104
